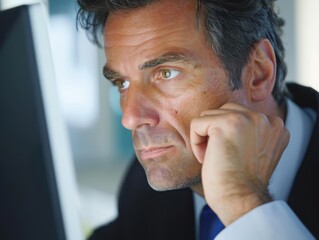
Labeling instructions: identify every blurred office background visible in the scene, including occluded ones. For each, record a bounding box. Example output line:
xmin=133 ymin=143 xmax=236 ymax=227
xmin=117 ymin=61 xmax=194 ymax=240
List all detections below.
xmin=1 ymin=0 xmax=319 ymax=237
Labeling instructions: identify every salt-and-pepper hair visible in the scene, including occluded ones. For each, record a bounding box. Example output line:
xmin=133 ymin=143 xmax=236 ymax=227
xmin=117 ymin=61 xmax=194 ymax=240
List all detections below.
xmin=77 ymin=0 xmax=288 ymax=104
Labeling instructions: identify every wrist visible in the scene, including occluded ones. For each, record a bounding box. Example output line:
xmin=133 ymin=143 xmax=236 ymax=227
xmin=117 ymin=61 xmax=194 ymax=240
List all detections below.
xmin=206 ymin=182 xmax=273 ymax=226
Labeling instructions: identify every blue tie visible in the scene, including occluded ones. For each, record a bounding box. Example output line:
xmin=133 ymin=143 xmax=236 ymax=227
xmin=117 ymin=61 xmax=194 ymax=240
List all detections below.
xmin=199 ymin=205 xmax=225 ymax=240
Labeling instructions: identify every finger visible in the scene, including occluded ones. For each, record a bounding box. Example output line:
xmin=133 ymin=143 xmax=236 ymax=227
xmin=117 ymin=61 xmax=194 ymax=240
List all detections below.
xmin=270 ymin=117 xmax=290 ymax=167
xmin=190 ymin=115 xmax=229 ymax=163
xmin=200 ymin=102 xmax=251 ymax=116
xmin=256 ymin=117 xmax=290 ymax=183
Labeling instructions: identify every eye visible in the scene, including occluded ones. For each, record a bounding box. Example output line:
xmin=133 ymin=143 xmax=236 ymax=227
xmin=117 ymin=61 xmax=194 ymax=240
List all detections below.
xmin=160 ymin=69 xmax=181 ymax=80
xmin=114 ymin=79 xmax=130 ymax=91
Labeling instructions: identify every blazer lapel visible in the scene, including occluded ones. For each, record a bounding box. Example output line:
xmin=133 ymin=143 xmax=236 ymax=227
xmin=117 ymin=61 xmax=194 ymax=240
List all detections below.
xmin=287 ymin=83 xmax=319 ymax=238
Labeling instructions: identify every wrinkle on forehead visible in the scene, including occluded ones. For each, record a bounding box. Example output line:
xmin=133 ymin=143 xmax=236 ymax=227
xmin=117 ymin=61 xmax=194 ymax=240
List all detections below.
xmin=102 ymin=0 xmax=214 ymax=82
xmin=104 ymin=0 xmax=198 ymax=47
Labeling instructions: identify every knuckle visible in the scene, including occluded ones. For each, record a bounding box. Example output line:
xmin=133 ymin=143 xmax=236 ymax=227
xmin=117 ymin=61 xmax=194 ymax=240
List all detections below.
xmin=252 ymin=112 xmax=268 ymax=126
xmin=226 ymin=112 xmax=249 ymax=128
xmin=271 ymin=116 xmax=285 ymax=130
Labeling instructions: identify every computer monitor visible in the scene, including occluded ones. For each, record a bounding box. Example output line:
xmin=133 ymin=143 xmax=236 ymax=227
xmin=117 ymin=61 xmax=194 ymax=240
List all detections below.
xmin=0 ymin=3 xmax=83 ymax=240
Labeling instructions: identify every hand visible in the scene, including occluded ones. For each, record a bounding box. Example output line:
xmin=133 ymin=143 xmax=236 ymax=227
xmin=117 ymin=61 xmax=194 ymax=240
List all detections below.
xmin=190 ymin=103 xmax=290 ymax=225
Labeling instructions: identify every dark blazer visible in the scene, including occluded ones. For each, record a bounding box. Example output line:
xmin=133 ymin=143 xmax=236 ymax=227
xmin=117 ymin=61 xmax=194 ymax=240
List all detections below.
xmin=89 ymin=83 xmax=319 ymax=240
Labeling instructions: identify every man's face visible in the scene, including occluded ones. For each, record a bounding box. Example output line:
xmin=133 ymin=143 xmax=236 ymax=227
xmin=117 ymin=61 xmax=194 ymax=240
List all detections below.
xmin=103 ymin=0 xmax=248 ymax=191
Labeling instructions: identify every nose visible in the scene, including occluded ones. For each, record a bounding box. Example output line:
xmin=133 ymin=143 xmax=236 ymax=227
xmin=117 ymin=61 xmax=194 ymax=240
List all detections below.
xmin=121 ymin=85 xmax=159 ymax=130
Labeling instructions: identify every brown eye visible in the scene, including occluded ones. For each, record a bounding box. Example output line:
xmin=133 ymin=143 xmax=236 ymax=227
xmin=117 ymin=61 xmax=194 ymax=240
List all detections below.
xmin=160 ymin=69 xmax=180 ymax=80
xmin=161 ymin=69 xmax=171 ymax=79
xmin=114 ymin=79 xmax=130 ymax=90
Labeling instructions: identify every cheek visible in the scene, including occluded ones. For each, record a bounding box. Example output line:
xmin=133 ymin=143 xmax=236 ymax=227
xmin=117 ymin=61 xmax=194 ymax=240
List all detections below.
xmin=164 ymin=94 xmax=206 ymax=143
xmin=167 ymin=87 xmax=230 ymax=133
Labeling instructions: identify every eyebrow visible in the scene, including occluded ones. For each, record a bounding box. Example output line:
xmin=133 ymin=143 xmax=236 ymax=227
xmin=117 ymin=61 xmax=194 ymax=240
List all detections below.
xmin=102 ymin=52 xmax=194 ymax=82
xmin=103 ymin=66 xmax=121 ymax=82
xmin=138 ymin=52 xmax=194 ymax=70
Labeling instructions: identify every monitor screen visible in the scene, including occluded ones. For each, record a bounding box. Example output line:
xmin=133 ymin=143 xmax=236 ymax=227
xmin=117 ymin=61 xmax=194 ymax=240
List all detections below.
xmin=0 ymin=4 xmax=83 ymax=240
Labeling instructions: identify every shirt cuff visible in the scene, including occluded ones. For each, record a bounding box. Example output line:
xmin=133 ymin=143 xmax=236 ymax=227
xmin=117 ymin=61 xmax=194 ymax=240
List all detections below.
xmin=215 ymin=200 xmax=315 ymax=240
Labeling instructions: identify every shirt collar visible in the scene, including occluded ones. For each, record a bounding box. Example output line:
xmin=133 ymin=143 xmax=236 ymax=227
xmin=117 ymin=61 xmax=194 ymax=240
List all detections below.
xmin=269 ymin=99 xmax=315 ymax=200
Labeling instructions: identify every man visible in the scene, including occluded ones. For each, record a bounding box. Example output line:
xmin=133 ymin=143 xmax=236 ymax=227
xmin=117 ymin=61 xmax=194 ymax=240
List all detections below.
xmin=77 ymin=0 xmax=319 ymax=239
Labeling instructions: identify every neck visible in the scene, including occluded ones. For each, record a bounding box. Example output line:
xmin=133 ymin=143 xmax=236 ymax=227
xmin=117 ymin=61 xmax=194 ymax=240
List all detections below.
xmin=191 ymin=182 xmax=205 ymax=197
xmin=251 ymin=96 xmax=286 ymax=121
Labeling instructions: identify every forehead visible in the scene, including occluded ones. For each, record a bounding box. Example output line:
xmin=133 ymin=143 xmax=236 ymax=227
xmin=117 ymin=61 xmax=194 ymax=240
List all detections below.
xmin=103 ymin=0 xmax=198 ymax=48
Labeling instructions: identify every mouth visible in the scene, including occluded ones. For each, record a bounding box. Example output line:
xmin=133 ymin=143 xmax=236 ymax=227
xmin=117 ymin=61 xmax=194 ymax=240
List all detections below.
xmin=139 ymin=146 xmax=174 ymax=160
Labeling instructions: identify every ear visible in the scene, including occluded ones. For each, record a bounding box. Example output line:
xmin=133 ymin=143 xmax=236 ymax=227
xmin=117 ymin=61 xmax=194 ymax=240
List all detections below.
xmin=243 ymin=39 xmax=276 ymax=102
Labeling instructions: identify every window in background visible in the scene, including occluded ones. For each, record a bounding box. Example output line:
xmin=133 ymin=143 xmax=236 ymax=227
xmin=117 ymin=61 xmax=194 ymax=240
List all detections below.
xmin=296 ymin=0 xmax=319 ymax=91
xmin=48 ymin=0 xmax=133 ymax=236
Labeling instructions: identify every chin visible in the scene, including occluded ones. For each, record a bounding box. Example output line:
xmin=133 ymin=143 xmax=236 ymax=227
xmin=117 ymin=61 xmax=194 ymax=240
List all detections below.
xmin=146 ymin=168 xmax=201 ymax=192
xmin=147 ymin=180 xmax=187 ymax=192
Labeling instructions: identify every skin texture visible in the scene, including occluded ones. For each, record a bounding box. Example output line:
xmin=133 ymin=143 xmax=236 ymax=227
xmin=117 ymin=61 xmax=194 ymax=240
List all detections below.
xmin=103 ymin=0 xmax=289 ymax=225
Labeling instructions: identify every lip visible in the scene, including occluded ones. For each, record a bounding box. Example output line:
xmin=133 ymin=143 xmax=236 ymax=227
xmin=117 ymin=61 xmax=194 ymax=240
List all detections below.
xmin=139 ymin=146 xmax=174 ymax=159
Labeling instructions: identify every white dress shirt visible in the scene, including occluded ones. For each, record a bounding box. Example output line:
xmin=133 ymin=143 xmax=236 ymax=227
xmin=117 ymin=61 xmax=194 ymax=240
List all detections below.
xmin=194 ymin=99 xmax=317 ymax=240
